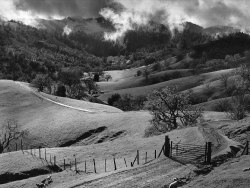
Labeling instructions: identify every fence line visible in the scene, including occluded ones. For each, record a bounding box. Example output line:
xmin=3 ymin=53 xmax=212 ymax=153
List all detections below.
xmin=2 ymin=136 xmax=212 ymax=175
xmin=6 ymin=143 xmax=165 ymax=174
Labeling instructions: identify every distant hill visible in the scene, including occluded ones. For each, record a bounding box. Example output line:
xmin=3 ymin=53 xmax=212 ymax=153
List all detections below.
xmin=183 ymin=22 xmax=240 ymax=37
xmin=203 ymin=26 xmax=241 ymax=37
xmin=183 ymin=22 xmax=204 ymax=33
xmin=37 ymin=16 xmax=114 ymax=35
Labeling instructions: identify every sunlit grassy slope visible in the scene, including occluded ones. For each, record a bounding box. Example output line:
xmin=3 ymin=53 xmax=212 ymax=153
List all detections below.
xmin=98 ymin=69 xmax=234 ymax=102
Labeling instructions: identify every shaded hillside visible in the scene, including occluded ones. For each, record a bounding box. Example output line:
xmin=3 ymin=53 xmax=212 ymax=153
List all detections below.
xmin=193 ymin=32 xmax=250 ymax=59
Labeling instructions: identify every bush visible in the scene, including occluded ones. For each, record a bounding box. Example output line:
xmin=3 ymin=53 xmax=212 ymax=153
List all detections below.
xmin=93 ymin=73 xmax=100 ymax=82
xmin=152 ymin=62 xmax=162 ymax=71
xmin=136 ymin=70 xmax=142 ymax=77
xmin=108 ymin=93 xmax=121 ymax=106
xmin=213 ymin=99 xmax=232 ymax=112
xmin=31 ymin=74 xmax=52 ymax=92
xmin=108 ymin=94 xmax=147 ymax=111
xmin=56 ymin=85 xmax=66 ymax=97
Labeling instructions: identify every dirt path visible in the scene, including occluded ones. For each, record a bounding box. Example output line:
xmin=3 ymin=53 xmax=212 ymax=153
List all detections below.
xmin=56 ymin=158 xmax=195 ymax=188
xmin=15 ymin=81 xmax=95 ymax=113
xmin=198 ymin=122 xmax=241 ymax=157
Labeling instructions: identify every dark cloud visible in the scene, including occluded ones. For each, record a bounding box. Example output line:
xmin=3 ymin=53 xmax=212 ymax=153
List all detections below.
xmin=14 ymin=0 xmax=112 ymax=18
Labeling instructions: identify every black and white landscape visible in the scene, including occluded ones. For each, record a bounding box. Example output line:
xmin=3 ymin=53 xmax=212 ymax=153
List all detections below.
xmin=0 ymin=0 xmax=250 ymax=188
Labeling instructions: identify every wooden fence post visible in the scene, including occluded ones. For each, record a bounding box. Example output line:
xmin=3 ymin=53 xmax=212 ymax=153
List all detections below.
xmin=93 ymin=159 xmax=96 ymax=173
xmin=247 ymin=141 xmax=249 ymax=155
xmin=75 ymin=157 xmax=77 ymax=173
xmin=155 ymin=150 xmax=157 ymax=159
xmin=44 ymin=148 xmax=47 ymax=161
xmin=207 ymin=142 xmax=212 ymax=164
xmin=70 ymin=161 xmax=72 ymax=170
xmin=137 ymin=150 xmax=139 ymax=165
xmin=85 ymin=160 xmax=86 ymax=173
xmin=114 ymin=157 xmax=117 ymax=170
xmin=205 ymin=142 xmax=208 ymax=163
xmin=164 ymin=136 xmax=170 ymax=157
xmin=170 ymin=141 xmax=173 ymax=157
xmin=39 ymin=147 xmax=41 ymax=158
xmin=105 ymin=159 xmax=107 ymax=172
xmin=176 ymin=144 xmax=178 ymax=156
xmin=145 ymin=152 xmax=147 ymax=164
xmin=124 ymin=158 xmax=127 ymax=167
xmin=21 ymin=139 xmax=23 ymax=151
xmin=54 ymin=156 xmax=56 ymax=166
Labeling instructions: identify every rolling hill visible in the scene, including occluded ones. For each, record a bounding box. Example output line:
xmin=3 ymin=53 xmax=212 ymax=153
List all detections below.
xmin=0 ymin=79 xmax=244 ymax=187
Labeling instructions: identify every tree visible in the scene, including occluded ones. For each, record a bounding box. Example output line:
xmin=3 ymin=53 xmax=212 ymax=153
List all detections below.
xmin=0 ymin=119 xmax=28 ymax=153
xmin=93 ymin=73 xmax=100 ymax=82
xmin=143 ymin=66 xmax=151 ymax=82
xmin=67 ymin=83 xmax=87 ymax=99
xmin=56 ymin=85 xmax=66 ymax=97
xmin=108 ymin=94 xmax=121 ymax=106
xmin=227 ymin=65 xmax=250 ymax=120
xmin=59 ymin=69 xmax=82 ymax=87
xmin=145 ymin=86 xmax=203 ymax=132
xmin=82 ymin=78 xmax=99 ymax=96
xmin=31 ymin=74 xmax=52 ymax=92
xmin=220 ymin=74 xmax=230 ymax=89
xmin=105 ymin=74 xmax=112 ymax=82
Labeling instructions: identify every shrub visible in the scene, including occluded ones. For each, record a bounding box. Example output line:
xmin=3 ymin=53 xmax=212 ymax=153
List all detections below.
xmin=93 ymin=73 xmax=100 ymax=82
xmin=108 ymin=94 xmax=147 ymax=111
xmin=152 ymin=62 xmax=162 ymax=71
xmin=213 ymin=99 xmax=232 ymax=112
xmin=136 ymin=70 xmax=142 ymax=77
xmin=31 ymin=74 xmax=52 ymax=92
xmin=108 ymin=93 xmax=121 ymax=106
xmin=56 ymin=85 xmax=66 ymax=97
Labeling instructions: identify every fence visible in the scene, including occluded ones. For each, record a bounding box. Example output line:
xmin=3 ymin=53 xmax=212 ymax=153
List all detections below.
xmin=241 ymin=141 xmax=249 ymax=155
xmin=2 ymin=139 xmax=167 ymax=174
xmin=2 ymin=136 xmax=212 ymax=175
xmin=163 ymin=136 xmax=212 ymax=164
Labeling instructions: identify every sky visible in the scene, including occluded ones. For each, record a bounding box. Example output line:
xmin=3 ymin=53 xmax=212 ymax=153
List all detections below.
xmin=1 ymin=0 xmax=250 ymax=39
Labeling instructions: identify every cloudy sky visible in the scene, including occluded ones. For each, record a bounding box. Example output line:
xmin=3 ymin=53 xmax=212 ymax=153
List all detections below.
xmin=1 ymin=0 xmax=250 ymax=34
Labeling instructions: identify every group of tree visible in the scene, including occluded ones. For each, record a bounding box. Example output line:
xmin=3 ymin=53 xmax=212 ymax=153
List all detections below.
xmin=192 ymin=33 xmax=250 ymax=60
xmin=108 ymin=94 xmax=147 ymax=111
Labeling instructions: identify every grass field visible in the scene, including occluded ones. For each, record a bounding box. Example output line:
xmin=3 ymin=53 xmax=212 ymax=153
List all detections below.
xmin=0 ymin=66 xmax=246 ymax=188
xmin=98 ymin=69 xmax=234 ymax=102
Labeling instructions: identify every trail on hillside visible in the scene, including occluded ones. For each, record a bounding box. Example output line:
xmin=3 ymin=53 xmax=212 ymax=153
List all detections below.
xmin=198 ymin=122 xmax=241 ymax=157
xmin=15 ymin=81 xmax=96 ymax=113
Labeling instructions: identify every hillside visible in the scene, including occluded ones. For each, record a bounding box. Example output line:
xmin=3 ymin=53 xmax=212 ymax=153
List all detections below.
xmin=98 ymin=69 xmax=233 ymax=102
xmin=0 ymin=79 xmax=244 ymax=187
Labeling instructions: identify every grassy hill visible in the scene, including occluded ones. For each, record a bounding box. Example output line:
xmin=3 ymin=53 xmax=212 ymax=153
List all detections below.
xmin=0 ymin=79 xmax=244 ymax=187
xmin=98 ymin=69 xmax=234 ymax=102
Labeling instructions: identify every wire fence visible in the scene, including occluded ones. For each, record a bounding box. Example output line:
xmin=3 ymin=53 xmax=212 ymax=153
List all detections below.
xmin=1 ymin=136 xmax=212 ymax=174
xmin=2 ymin=140 xmax=166 ymax=174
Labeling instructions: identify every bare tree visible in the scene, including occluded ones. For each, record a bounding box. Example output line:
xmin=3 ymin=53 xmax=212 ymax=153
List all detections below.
xmin=220 ymin=74 xmax=230 ymax=89
xmin=145 ymin=86 xmax=203 ymax=132
xmin=0 ymin=119 xmax=28 ymax=153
